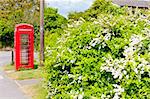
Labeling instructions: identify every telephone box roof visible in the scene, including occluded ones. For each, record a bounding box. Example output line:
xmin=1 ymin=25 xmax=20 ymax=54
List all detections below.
xmin=15 ymin=24 xmax=33 ymax=28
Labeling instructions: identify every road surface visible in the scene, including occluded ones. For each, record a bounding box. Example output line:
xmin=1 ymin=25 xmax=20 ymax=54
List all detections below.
xmin=0 ymin=51 xmax=29 ymax=99
xmin=0 ymin=51 xmax=11 ymax=66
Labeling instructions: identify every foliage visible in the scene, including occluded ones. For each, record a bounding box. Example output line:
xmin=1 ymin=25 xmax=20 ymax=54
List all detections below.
xmin=34 ymin=7 xmax=67 ymax=50
xmin=0 ymin=0 xmax=40 ymax=48
xmin=43 ymin=7 xmax=67 ymax=51
xmin=33 ymin=23 xmax=40 ymax=50
xmin=0 ymin=20 xmax=14 ymax=47
xmin=68 ymin=0 xmax=125 ymax=21
xmin=44 ymin=0 xmax=150 ymax=98
xmin=44 ymin=8 xmax=67 ymax=32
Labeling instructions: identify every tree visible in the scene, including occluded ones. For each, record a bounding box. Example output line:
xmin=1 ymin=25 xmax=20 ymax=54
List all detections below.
xmin=0 ymin=0 xmax=40 ymax=47
xmin=44 ymin=7 xmax=67 ymax=32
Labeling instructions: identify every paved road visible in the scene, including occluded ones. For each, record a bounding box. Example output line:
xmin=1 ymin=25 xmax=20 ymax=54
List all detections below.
xmin=0 ymin=51 xmax=29 ymax=99
xmin=0 ymin=51 xmax=38 ymax=66
xmin=0 ymin=51 xmax=11 ymax=66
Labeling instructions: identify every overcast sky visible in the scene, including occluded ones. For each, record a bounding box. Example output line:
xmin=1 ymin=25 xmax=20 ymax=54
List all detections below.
xmin=45 ymin=0 xmax=94 ymax=17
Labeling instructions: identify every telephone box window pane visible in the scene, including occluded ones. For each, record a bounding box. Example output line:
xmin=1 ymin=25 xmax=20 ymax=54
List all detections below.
xmin=20 ymin=34 xmax=30 ymax=65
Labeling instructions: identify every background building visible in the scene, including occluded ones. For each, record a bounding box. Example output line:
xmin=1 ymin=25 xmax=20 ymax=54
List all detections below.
xmin=113 ymin=0 xmax=150 ymax=8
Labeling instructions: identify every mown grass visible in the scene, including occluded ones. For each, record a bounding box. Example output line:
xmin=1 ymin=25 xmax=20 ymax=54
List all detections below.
xmin=2 ymin=64 xmax=14 ymax=71
xmin=8 ymin=69 xmax=42 ymax=80
xmin=22 ymin=83 xmax=47 ymax=99
xmin=3 ymin=64 xmax=43 ymax=80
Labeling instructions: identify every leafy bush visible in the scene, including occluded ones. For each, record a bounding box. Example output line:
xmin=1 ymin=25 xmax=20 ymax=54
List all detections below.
xmin=44 ymin=8 xmax=67 ymax=32
xmin=44 ymin=0 xmax=150 ymax=98
xmin=0 ymin=20 xmax=14 ymax=47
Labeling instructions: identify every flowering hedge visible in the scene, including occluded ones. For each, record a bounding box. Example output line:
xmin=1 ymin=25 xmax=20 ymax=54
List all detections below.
xmin=44 ymin=0 xmax=150 ymax=98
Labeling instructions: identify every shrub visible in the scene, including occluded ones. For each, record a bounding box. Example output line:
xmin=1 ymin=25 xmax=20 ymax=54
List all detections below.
xmin=44 ymin=8 xmax=67 ymax=32
xmin=44 ymin=0 xmax=150 ymax=98
xmin=0 ymin=20 xmax=14 ymax=47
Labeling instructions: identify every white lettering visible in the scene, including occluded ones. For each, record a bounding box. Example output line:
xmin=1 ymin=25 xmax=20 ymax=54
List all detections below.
xmin=19 ymin=29 xmax=32 ymax=31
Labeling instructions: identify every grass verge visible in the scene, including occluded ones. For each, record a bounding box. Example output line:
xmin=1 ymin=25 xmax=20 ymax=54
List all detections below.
xmin=3 ymin=64 xmax=43 ymax=80
xmin=22 ymin=83 xmax=47 ymax=99
xmin=2 ymin=64 xmax=14 ymax=71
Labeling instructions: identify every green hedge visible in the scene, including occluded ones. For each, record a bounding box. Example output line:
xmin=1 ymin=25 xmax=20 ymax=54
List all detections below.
xmin=44 ymin=0 xmax=150 ymax=98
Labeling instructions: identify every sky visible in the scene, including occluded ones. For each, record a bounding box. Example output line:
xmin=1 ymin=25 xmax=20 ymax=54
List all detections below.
xmin=45 ymin=0 xmax=94 ymax=17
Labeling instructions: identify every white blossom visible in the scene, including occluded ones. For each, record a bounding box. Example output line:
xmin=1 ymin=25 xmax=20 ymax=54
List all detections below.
xmin=123 ymin=70 xmax=127 ymax=75
xmin=126 ymin=75 xmax=129 ymax=79
xmin=130 ymin=34 xmax=143 ymax=46
xmin=113 ymin=94 xmax=120 ymax=99
xmin=104 ymin=33 xmax=111 ymax=41
xmin=70 ymin=60 xmax=75 ymax=63
xmin=78 ymin=76 xmax=82 ymax=80
xmin=134 ymin=68 xmax=138 ymax=74
xmin=78 ymin=94 xmax=83 ymax=99
xmin=89 ymin=38 xmax=101 ymax=47
xmin=112 ymin=84 xmax=124 ymax=99
xmin=101 ymin=94 xmax=106 ymax=99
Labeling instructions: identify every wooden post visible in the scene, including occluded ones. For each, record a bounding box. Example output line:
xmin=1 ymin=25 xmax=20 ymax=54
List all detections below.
xmin=11 ymin=50 xmax=14 ymax=65
xmin=40 ymin=0 xmax=44 ymax=66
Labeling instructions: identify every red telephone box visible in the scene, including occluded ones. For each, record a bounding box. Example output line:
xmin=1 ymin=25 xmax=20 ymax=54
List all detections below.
xmin=14 ymin=24 xmax=34 ymax=70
